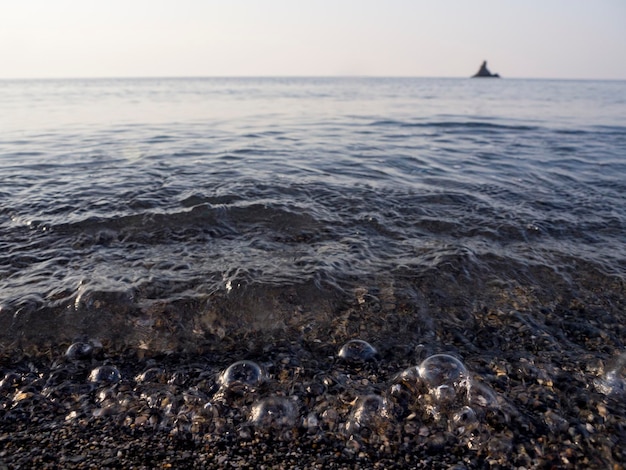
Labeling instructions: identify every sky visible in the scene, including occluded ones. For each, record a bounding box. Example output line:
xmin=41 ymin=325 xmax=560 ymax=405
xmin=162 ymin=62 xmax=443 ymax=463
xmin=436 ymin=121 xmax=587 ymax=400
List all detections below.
xmin=1 ymin=0 xmax=625 ymax=80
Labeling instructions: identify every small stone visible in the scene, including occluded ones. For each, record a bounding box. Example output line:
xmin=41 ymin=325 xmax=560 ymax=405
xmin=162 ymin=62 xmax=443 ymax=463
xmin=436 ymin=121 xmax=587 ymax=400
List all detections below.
xmin=88 ymin=365 xmax=121 ymax=384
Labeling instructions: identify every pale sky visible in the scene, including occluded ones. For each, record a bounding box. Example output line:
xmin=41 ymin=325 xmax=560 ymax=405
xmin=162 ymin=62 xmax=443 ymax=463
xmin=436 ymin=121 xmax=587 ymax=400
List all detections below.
xmin=1 ymin=0 xmax=625 ymax=80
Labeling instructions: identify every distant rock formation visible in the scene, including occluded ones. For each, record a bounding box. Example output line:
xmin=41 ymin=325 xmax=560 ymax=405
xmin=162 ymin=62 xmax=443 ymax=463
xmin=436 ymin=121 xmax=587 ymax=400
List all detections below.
xmin=472 ymin=60 xmax=500 ymax=78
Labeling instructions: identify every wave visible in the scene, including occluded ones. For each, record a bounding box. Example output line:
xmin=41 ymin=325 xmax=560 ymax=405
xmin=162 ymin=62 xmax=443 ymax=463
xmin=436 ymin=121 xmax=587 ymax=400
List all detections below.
xmin=368 ymin=119 xmax=540 ymax=133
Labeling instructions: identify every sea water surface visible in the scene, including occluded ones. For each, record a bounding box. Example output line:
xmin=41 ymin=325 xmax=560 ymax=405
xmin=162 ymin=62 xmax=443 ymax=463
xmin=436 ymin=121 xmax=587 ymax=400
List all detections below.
xmin=1 ymin=77 xmax=626 ymax=465
xmin=1 ymin=77 xmax=624 ymax=348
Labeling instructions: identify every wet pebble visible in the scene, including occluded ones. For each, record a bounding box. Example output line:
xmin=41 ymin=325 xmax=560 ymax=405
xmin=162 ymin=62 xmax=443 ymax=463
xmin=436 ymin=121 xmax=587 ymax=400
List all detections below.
xmin=88 ymin=365 xmax=121 ymax=384
xmin=65 ymin=342 xmax=94 ymax=360
xmin=135 ymin=367 xmax=167 ymax=384
xmin=0 ymin=372 xmax=22 ymax=390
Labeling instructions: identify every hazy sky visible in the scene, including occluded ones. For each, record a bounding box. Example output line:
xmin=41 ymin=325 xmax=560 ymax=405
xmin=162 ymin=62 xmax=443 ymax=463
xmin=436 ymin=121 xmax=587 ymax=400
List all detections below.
xmin=1 ymin=0 xmax=625 ymax=79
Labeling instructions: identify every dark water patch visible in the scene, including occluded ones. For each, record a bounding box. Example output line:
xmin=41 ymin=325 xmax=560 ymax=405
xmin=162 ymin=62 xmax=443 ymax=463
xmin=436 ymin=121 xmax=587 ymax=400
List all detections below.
xmin=145 ymin=134 xmax=176 ymax=143
xmin=3 ymin=151 xmax=47 ymax=159
xmin=368 ymin=119 xmax=540 ymax=133
xmin=178 ymin=193 xmax=243 ymax=208
xmin=171 ymin=151 xmax=208 ymax=158
xmin=553 ymin=128 xmax=583 ymax=135
xmin=556 ymin=124 xmax=626 ymax=136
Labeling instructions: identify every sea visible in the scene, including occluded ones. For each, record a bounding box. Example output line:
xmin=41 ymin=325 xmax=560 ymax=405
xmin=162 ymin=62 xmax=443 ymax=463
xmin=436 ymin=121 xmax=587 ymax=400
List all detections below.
xmin=1 ymin=77 xmax=625 ymax=465
xmin=2 ymin=77 xmax=624 ymax=347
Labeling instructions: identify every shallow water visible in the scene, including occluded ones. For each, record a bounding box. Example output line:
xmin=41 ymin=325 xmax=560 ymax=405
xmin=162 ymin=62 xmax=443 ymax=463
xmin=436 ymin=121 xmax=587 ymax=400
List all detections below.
xmin=1 ymin=77 xmax=625 ymax=466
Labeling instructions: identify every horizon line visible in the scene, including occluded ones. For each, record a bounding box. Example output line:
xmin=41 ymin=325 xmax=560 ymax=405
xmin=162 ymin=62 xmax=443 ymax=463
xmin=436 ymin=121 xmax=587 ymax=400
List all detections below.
xmin=1 ymin=74 xmax=625 ymax=82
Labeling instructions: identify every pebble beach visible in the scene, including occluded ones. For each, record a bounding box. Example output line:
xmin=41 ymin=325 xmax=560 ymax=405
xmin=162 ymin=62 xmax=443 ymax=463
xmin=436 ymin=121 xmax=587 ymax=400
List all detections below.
xmin=2 ymin=274 xmax=625 ymax=469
